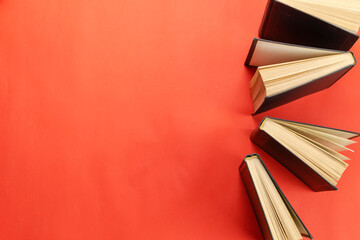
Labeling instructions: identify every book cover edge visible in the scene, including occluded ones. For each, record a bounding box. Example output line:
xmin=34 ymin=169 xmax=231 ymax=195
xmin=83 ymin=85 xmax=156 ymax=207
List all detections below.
xmin=245 ymin=38 xmax=260 ymax=66
xmin=258 ymin=0 xmax=275 ymax=38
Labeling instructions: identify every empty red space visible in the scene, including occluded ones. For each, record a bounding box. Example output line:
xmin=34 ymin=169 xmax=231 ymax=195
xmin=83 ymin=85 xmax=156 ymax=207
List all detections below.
xmin=0 ymin=0 xmax=359 ymax=239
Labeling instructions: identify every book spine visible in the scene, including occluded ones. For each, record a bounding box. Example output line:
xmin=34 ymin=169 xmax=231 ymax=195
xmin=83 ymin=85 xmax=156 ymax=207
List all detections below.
xmin=239 ymin=161 xmax=274 ymax=240
xmin=250 ymin=127 xmax=337 ymax=191
xmin=258 ymin=0 xmax=275 ymax=38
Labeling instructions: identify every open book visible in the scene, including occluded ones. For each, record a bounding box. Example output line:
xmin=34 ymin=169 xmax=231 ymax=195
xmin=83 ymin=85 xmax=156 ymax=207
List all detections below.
xmin=246 ymin=39 xmax=356 ymax=114
xmin=240 ymin=154 xmax=312 ymax=240
xmin=259 ymin=0 xmax=360 ymax=50
xmin=251 ymin=117 xmax=360 ymax=191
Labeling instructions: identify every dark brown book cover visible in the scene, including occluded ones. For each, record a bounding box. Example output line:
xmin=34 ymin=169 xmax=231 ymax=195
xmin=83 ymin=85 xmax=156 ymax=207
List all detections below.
xmin=239 ymin=153 xmax=312 ymax=239
xmin=250 ymin=117 xmax=360 ymax=191
xmin=259 ymin=0 xmax=359 ymax=51
xmin=252 ymin=53 xmax=356 ymax=115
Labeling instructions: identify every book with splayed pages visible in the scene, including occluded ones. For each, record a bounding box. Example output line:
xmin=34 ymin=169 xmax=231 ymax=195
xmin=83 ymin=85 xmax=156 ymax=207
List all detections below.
xmin=251 ymin=117 xmax=360 ymax=191
xmin=246 ymin=39 xmax=356 ymax=114
xmin=240 ymin=154 xmax=312 ymax=240
xmin=259 ymin=0 xmax=360 ymax=50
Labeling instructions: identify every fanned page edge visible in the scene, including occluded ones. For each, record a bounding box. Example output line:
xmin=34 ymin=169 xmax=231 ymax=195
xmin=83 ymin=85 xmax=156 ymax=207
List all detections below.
xmin=258 ymin=158 xmax=312 ymax=239
xmin=261 ymin=117 xmax=360 ymax=139
xmin=243 ymin=154 xmax=312 ymax=239
xmin=254 ymin=118 xmax=338 ymax=191
xmin=252 ymin=59 xmax=356 ymax=115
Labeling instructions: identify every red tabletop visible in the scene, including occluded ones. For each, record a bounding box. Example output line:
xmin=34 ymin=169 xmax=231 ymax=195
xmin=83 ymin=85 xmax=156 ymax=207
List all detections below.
xmin=0 ymin=0 xmax=359 ymax=239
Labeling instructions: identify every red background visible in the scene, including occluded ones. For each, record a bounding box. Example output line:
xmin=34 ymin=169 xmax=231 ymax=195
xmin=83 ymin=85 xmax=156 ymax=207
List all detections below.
xmin=0 ymin=0 xmax=359 ymax=239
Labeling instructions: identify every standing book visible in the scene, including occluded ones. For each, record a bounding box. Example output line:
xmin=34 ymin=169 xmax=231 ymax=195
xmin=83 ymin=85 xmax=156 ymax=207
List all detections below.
xmin=251 ymin=117 xmax=360 ymax=191
xmin=245 ymin=38 xmax=356 ymax=114
xmin=240 ymin=153 xmax=312 ymax=240
xmin=259 ymin=0 xmax=360 ymax=50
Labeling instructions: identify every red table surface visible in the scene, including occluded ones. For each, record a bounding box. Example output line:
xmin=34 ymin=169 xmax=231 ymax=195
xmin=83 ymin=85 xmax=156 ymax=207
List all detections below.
xmin=1 ymin=0 xmax=360 ymax=239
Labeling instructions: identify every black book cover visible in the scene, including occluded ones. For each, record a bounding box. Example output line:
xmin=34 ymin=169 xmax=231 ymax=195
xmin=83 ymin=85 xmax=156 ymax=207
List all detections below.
xmin=259 ymin=0 xmax=359 ymax=51
xmin=250 ymin=117 xmax=360 ymax=191
xmin=252 ymin=52 xmax=356 ymax=115
xmin=239 ymin=153 xmax=312 ymax=239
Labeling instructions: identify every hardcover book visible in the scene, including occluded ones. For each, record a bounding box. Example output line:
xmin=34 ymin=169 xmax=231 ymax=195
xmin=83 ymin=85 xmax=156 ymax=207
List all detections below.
xmin=240 ymin=153 xmax=312 ymax=240
xmin=251 ymin=117 xmax=360 ymax=191
xmin=245 ymin=38 xmax=346 ymax=67
xmin=246 ymin=39 xmax=356 ymax=114
xmin=259 ymin=0 xmax=360 ymax=50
